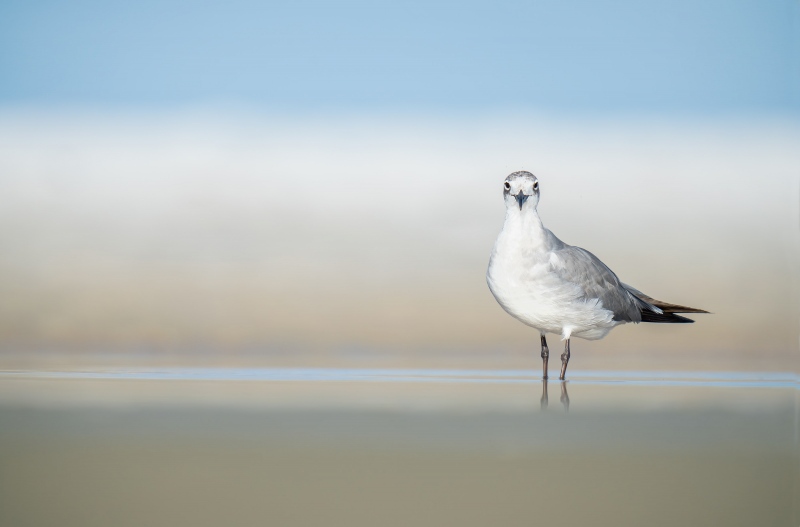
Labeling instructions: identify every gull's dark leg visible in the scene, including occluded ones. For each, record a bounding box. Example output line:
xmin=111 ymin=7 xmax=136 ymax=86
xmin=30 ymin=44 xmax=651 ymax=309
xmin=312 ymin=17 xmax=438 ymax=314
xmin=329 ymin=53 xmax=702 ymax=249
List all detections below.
xmin=540 ymin=378 xmax=549 ymax=410
xmin=540 ymin=333 xmax=549 ymax=379
xmin=560 ymin=381 xmax=570 ymax=412
xmin=559 ymin=338 xmax=571 ymax=380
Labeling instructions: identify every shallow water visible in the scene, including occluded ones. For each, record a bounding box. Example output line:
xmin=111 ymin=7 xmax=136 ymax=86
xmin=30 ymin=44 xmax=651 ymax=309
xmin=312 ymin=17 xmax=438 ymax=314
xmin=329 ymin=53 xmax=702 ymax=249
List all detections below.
xmin=0 ymin=367 xmax=797 ymax=527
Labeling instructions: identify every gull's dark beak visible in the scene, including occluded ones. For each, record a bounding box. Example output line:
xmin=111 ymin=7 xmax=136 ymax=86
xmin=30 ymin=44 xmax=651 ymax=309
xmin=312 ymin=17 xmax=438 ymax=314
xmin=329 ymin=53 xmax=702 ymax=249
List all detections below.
xmin=515 ymin=191 xmax=529 ymax=210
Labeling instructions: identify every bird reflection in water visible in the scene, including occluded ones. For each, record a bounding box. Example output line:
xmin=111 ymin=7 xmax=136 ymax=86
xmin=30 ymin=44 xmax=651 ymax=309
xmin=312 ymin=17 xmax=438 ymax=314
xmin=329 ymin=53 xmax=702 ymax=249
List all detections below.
xmin=540 ymin=379 xmax=569 ymax=412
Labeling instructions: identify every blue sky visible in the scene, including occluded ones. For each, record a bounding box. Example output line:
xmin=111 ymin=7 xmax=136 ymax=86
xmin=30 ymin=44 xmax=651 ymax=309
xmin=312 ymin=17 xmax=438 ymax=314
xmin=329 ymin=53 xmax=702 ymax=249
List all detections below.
xmin=0 ymin=0 xmax=797 ymax=115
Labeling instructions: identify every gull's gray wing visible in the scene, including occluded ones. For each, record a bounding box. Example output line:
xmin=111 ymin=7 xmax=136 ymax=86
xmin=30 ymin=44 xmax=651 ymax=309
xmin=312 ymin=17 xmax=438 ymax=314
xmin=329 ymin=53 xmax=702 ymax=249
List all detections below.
xmin=550 ymin=244 xmax=657 ymax=323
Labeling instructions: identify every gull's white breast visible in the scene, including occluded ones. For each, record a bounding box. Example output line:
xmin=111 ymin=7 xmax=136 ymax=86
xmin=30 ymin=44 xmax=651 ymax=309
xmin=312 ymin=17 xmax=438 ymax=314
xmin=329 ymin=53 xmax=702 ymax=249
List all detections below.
xmin=486 ymin=222 xmax=619 ymax=340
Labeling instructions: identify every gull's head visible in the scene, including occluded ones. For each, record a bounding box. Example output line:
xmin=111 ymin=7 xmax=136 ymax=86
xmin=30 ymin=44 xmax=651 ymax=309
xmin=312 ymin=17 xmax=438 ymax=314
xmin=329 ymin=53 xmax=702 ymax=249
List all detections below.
xmin=503 ymin=171 xmax=539 ymax=211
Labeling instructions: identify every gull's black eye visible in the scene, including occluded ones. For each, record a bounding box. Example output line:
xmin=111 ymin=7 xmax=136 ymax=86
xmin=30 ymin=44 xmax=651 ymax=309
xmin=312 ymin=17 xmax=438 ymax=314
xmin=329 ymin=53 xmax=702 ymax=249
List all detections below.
xmin=533 ymin=181 xmax=539 ymax=191
xmin=504 ymin=181 xmax=511 ymax=191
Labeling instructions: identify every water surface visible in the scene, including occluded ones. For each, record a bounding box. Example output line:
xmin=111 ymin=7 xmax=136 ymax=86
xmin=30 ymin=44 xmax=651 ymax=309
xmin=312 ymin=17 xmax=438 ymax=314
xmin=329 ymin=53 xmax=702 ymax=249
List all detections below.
xmin=0 ymin=366 xmax=797 ymax=527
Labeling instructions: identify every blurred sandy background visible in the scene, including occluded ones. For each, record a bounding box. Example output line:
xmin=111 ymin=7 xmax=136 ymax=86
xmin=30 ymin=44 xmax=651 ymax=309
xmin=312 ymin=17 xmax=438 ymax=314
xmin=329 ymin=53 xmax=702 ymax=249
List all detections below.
xmin=1 ymin=0 xmax=798 ymax=370
xmin=1 ymin=4 xmax=799 ymax=526
xmin=0 ymin=111 xmax=797 ymax=368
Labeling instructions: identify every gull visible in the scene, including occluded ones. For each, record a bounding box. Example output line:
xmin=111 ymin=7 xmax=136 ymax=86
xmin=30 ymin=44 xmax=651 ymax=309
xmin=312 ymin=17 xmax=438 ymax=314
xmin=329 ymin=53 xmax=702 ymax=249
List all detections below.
xmin=486 ymin=171 xmax=707 ymax=380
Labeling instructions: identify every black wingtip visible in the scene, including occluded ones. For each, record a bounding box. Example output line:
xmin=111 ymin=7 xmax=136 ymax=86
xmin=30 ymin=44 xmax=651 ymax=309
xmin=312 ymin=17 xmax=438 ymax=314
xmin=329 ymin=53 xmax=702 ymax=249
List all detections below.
xmin=640 ymin=311 xmax=695 ymax=323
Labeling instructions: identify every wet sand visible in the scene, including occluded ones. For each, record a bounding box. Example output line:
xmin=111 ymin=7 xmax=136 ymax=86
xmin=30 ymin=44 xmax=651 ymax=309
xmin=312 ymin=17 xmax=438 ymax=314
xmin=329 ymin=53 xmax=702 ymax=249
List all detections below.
xmin=0 ymin=367 xmax=797 ymax=527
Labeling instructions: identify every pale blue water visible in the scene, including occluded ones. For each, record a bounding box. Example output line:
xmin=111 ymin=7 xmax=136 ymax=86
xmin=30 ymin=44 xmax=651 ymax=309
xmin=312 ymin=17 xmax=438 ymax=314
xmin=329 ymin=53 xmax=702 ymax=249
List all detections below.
xmin=1 ymin=368 xmax=795 ymax=389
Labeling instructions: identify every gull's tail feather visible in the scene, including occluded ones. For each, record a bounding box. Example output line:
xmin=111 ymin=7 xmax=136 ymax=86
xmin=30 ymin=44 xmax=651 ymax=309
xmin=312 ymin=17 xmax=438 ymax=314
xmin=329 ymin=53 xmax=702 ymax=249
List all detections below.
xmin=636 ymin=296 xmax=709 ymax=315
xmin=622 ymin=283 xmax=709 ymax=324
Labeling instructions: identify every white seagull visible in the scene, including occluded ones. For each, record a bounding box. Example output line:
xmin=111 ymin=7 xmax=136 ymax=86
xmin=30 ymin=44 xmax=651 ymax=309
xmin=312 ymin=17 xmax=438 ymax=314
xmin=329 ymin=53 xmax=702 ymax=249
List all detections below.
xmin=487 ymin=171 xmax=707 ymax=380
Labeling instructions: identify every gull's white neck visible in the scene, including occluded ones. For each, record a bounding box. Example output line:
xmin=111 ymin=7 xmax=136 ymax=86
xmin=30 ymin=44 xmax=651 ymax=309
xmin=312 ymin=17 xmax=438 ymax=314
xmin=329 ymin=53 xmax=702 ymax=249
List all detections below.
xmin=502 ymin=205 xmax=548 ymax=250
